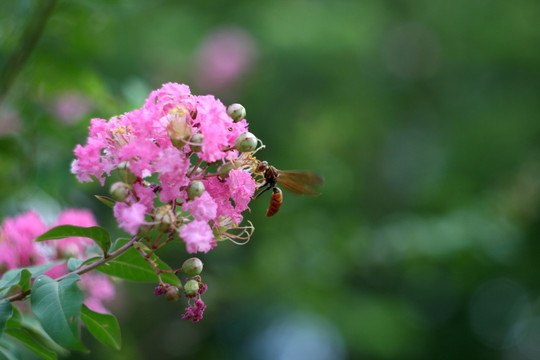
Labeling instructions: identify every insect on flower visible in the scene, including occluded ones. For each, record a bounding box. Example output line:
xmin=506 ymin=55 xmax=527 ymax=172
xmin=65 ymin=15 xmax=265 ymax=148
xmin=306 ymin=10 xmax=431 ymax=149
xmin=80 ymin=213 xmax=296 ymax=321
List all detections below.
xmin=252 ymin=161 xmax=324 ymax=217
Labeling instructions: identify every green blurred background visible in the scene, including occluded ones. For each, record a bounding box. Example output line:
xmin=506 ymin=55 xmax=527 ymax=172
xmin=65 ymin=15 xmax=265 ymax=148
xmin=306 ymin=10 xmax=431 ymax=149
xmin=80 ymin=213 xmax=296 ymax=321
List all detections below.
xmin=2 ymin=0 xmax=540 ymax=359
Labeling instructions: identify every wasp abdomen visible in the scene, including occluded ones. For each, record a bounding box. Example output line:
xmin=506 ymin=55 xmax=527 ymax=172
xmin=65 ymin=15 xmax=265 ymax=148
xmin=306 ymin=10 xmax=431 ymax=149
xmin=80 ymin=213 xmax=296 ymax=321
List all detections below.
xmin=266 ymin=187 xmax=283 ymax=217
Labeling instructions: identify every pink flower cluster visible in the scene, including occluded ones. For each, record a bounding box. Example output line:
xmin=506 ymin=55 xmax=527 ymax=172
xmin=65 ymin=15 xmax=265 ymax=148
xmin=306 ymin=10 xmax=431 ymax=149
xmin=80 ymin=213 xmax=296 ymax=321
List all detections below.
xmin=182 ymin=299 xmax=206 ymax=323
xmin=71 ymin=83 xmax=258 ymax=254
xmin=194 ymin=26 xmax=259 ymax=92
xmin=0 ymin=210 xmax=115 ymax=313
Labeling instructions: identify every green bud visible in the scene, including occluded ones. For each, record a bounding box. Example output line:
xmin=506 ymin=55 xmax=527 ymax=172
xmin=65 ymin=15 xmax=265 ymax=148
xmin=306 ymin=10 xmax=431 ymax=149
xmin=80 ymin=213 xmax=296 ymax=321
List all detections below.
xmin=137 ymin=224 xmax=152 ymax=237
xmin=184 ymin=279 xmax=200 ymax=296
xmin=117 ymin=161 xmax=137 ymax=184
xmin=227 ymin=103 xmax=246 ymax=123
xmin=110 ymin=182 xmax=132 ymax=202
xmin=182 ymin=257 xmax=204 ymax=276
xmin=187 ymin=180 xmax=205 ymax=200
xmin=235 ymin=132 xmax=257 ymax=152
xmin=188 ymin=166 xmax=203 ymax=177
xmin=218 ymin=163 xmax=235 ymax=178
xmin=190 ymin=133 xmax=203 ymax=152
xmin=154 ymin=204 xmax=175 ymax=232
xmin=59 ymin=244 xmax=79 ymax=259
xmin=165 ymin=286 xmax=181 ymax=302
xmin=171 ymin=138 xmax=187 ymax=150
xmin=166 ymin=108 xmax=191 ymax=150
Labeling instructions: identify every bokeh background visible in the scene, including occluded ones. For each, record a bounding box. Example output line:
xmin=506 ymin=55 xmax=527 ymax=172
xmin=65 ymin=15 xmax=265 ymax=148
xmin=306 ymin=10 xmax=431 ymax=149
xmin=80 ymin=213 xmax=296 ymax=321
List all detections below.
xmin=2 ymin=0 xmax=540 ymax=359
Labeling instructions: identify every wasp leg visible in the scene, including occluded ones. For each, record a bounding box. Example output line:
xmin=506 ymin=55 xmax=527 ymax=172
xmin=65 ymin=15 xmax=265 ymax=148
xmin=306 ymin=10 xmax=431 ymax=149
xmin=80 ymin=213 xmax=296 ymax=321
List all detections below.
xmin=252 ymin=182 xmax=272 ymax=200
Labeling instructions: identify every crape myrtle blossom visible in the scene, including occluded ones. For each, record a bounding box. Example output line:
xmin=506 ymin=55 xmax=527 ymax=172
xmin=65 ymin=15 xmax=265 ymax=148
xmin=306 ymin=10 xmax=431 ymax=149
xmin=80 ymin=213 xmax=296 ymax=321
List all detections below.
xmin=0 ymin=210 xmax=115 ymax=313
xmin=71 ymin=82 xmax=266 ymax=322
xmin=71 ymin=82 xmax=261 ymax=254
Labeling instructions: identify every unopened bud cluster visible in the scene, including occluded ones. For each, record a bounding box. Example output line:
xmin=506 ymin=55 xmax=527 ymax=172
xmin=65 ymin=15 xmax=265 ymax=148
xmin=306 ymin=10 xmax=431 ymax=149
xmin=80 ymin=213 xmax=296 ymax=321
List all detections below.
xmin=153 ymin=257 xmax=207 ymax=321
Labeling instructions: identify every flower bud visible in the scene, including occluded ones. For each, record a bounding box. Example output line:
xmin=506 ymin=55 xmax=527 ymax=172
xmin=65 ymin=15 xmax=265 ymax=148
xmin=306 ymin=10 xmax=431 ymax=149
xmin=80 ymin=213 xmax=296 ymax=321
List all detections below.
xmin=137 ymin=224 xmax=152 ymax=237
xmin=187 ymin=180 xmax=205 ymax=200
xmin=190 ymin=133 xmax=203 ymax=152
xmin=110 ymin=182 xmax=132 ymax=202
xmin=212 ymin=225 xmax=228 ymax=241
xmin=182 ymin=257 xmax=204 ymax=276
xmin=154 ymin=285 xmax=167 ymax=296
xmin=59 ymin=244 xmax=80 ymax=259
xmin=188 ymin=166 xmax=203 ymax=177
xmin=184 ymin=279 xmax=200 ymax=296
xmin=235 ymin=132 xmax=257 ymax=152
xmin=227 ymin=103 xmax=246 ymax=123
xmin=218 ymin=163 xmax=235 ymax=179
xmin=154 ymin=204 xmax=176 ymax=232
xmin=166 ymin=109 xmax=191 ymax=150
xmin=117 ymin=161 xmax=137 ymax=184
xmin=165 ymin=286 xmax=181 ymax=301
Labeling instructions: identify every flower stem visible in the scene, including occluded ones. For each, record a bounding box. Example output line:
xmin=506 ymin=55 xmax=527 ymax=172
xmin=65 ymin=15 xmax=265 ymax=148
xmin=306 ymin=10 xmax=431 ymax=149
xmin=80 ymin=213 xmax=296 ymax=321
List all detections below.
xmin=5 ymin=235 xmax=139 ymax=302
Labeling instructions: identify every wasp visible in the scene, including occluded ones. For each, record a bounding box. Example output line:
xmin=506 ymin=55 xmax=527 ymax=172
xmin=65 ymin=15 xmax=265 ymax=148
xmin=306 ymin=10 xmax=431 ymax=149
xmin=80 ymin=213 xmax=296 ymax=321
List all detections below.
xmin=252 ymin=161 xmax=324 ymax=217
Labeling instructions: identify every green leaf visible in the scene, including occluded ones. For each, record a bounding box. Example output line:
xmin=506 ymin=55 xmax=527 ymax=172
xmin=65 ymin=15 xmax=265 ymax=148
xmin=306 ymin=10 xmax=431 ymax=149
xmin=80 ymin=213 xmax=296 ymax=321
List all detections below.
xmin=30 ymin=274 xmax=87 ymax=352
xmin=35 ymin=225 xmax=111 ymax=256
xmin=5 ymin=305 xmax=22 ymax=328
xmin=0 ymin=346 xmax=18 ymax=360
xmin=4 ymin=328 xmax=57 ymax=360
xmin=17 ymin=270 xmax=31 ymax=293
xmin=0 ymin=262 xmax=63 ymax=293
xmin=80 ymin=305 xmax=121 ymax=350
xmin=14 ymin=316 xmax=69 ymax=356
xmin=3 ymin=306 xmax=69 ymax=359
xmin=0 ymin=301 xmax=13 ymax=338
xmin=66 ymin=258 xmax=84 ymax=272
xmin=0 ymin=269 xmax=29 ymax=298
xmin=67 ymin=256 xmax=101 ymax=272
xmin=95 ymin=195 xmax=116 ymax=208
xmin=96 ymin=239 xmax=180 ymax=285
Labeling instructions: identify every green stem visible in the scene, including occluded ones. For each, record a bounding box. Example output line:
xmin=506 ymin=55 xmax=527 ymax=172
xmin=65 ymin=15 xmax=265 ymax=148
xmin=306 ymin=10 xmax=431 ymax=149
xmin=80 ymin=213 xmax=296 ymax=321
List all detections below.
xmin=0 ymin=0 xmax=58 ymax=106
xmin=5 ymin=235 xmax=139 ymax=302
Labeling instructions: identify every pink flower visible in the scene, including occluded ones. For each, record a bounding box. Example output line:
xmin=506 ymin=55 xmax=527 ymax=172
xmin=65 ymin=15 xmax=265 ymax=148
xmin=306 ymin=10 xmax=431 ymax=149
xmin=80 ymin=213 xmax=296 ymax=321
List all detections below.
xmin=71 ymin=142 xmax=111 ymax=186
xmin=0 ymin=210 xmax=116 ymax=313
xmin=193 ymin=95 xmax=233 ymax=162
xmin=0 ymin=243 xmax=17 ymax=270
xmin=227 ymin=169 xmax=256 ymax=212
xmin=117 ymin=139 xmax=160 ymax=178
xmin=182 ymin=298 xmax=207 ymax=323
xmin=144 ymin=82 xmax=193 ymax=117
xmin=180 ymin=220 xmax=215 ymax=254
xmin=132 ymin=183 xmax=156 ymax=210
xmin=204 ymin=177 xmax=244 ymax=224
xmin=154 ymin=147 xmax=190 ymax=203
xmin=0 ymin=211 xmax=47 ymax=271
xmin=182 ymin=192 xmax=217 ymax=222
xmin=52 ymin=92 xmax=92 ymax=125
xmin=113 ymin=202 xmax=147 ymax=235
xmin=203 ymin=177 xmax=231 ymax=202
xmin=194 ymin=26 xmax=258 ymax=92
xmin=80 ymin=273 xmax=116 ymax=313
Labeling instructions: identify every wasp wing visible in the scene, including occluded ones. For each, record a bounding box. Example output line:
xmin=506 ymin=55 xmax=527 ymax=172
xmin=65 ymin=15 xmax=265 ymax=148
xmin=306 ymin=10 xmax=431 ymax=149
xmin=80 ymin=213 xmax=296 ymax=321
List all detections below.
xmin=277 ymin=171 xmax=324 ymax=195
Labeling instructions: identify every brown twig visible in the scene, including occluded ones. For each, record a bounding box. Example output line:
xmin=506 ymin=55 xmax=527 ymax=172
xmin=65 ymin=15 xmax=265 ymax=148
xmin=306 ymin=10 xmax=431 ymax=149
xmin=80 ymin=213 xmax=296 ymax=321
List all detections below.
xmin=0 ymin=0 xmax=58 ymax=106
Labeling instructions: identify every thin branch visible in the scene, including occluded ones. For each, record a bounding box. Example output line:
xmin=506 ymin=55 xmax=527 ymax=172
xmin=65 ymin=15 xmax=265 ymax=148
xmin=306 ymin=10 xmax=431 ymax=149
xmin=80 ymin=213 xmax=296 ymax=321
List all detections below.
xmin=0 ymin=0 xmax=58 ymax=106
xmin=5 ymin=235 xmax=139 ymax=302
